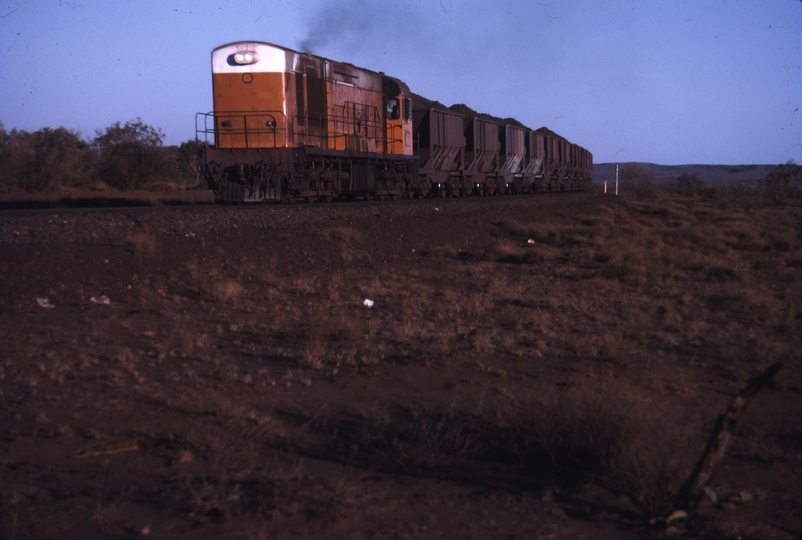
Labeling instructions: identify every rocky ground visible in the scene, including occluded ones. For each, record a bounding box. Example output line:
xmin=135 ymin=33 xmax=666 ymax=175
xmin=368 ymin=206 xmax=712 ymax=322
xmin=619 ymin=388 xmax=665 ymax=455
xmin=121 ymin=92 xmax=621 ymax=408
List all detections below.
xmin=1 ymin=191 xmax=801 ymax=539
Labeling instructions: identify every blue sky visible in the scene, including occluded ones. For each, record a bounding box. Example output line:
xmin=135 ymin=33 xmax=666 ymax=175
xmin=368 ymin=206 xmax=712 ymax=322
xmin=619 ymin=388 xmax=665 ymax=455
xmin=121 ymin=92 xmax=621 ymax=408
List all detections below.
xmin=1 ymin=0 xmax=800 ymax=165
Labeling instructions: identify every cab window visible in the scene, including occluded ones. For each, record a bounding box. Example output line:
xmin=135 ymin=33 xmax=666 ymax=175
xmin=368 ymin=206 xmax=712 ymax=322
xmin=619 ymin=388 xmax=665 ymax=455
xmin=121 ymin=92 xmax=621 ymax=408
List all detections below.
xmin=387 ymin=98 xmax=400 ymax=120
xmin=403 ymin=98 xmax=412 ymax=121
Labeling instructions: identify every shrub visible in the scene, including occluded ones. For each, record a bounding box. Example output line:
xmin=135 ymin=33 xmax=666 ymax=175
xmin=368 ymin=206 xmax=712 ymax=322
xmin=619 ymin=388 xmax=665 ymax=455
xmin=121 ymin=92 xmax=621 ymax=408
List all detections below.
xmin=0 ymin=125 xmax=93 ymax=192
xmin=677 ymin=173 xmax=705 ymax=196
xmin=761 ymin=161 xmax=800 ymax=203
xmin=620 ymin=163 xmax=660 ymax=199
xmin=93 ymin=118 xmax=178 ymax=190
xmin=0 ymin=120 xmax=202 ymax=193
xmin=311 ymin=383 xmax=705 ymax=518
xmin=492 ymin=385 xmax=705 ymax=517
xmin=178 ymin=139 xmax=208 ymax=188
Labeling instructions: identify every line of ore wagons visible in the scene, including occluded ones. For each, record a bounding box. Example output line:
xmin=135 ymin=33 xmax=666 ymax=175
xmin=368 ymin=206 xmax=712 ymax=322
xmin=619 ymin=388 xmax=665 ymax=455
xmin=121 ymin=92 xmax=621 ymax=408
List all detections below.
xmin=411 ymin=94 xmax=593 ymax=197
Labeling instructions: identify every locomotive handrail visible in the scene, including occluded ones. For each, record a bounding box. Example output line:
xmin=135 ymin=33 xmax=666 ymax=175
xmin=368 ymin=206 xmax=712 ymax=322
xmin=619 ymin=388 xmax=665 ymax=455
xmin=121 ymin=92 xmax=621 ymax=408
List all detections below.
xmin=199 ymin=106 xmax=406 ymax=155
xmin=329 ymin=102 xmax=382 ymax=144
xmin=195 ymin=111 xmax=287 ymax=149
xmin=292 ymin=102 xmax=385 ymax=153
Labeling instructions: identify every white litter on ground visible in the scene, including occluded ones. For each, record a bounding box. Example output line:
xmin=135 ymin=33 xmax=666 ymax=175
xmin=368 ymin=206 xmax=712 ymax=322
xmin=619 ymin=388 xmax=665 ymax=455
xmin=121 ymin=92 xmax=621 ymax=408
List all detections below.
xmin=362 ymin=299 xmax=374 ymax=308
xmin=34 ymin=297 xmax=55 ymax=308
xmin=90 ymin=295 xmax=111 ymax=305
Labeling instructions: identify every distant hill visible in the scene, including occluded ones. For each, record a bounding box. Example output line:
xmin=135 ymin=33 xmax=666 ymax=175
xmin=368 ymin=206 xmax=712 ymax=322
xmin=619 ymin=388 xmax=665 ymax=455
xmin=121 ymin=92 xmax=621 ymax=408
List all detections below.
xmin=593 ymin=163 xmax=778 ymax=185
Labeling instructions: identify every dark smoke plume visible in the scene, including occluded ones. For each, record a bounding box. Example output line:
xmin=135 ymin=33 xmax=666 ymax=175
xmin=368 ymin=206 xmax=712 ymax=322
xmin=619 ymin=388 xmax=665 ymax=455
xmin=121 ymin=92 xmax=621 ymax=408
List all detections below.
xmin=297 ymin=0 xmax=420 ymax=55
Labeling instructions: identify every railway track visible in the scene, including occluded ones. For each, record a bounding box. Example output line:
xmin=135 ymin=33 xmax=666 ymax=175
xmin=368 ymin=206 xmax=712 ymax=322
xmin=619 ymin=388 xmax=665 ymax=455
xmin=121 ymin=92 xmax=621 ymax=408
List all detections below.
xmin=0 ymin=191 xmax=595 ymax=247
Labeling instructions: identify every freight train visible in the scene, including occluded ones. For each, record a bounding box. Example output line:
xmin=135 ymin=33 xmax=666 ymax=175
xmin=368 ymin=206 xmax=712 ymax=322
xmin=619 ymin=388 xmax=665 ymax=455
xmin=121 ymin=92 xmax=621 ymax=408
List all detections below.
xmin=196 ymin=41 xmax=592 ymax=203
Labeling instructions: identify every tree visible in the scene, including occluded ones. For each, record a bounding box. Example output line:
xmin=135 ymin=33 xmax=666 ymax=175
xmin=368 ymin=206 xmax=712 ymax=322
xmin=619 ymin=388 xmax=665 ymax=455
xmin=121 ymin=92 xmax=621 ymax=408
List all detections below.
xmin=620 ymin=163 xmax=658 ymax=198
xmin=177 ymin=138 xmax=208 ymax=188
xmin=0 ymin=126 xmax=92 ymax=193
xmin=93 ymin=118 xmax=171 ymax=190
xmin=677 ymin=173 xmax=704 ymax=197
xmin=761 ymin=161 xmax=800 ymax=203
xmin=94 ymin=118 xmax=164 ymax=148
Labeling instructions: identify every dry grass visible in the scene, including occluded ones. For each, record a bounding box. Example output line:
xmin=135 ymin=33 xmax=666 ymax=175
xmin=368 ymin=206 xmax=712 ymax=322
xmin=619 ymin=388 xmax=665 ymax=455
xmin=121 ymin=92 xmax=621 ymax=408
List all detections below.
xmin=155 ymin=194 xmax=799 ymax=383
xmin=4 ymin=189 xmax=801 ymax=538
xmin=302 ymin=377 xmax=706 ymax=517
xmin=123 ymin=230 xmax=157 ymax=257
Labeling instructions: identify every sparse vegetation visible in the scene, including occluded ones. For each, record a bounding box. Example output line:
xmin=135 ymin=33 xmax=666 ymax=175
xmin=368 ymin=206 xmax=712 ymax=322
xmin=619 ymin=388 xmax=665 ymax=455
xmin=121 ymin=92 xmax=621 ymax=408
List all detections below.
xmin=760 ymin=160 xmax=801 ymax=203
xmin=1 ymin=185 xmax=801 ymax=538
xmin=619 ymin=163 xmax=659 ymax=198
xmin=677 ymin=172 xmax=705 ymax=196
xmin=0 ymin=119 xmax=204 ymax=194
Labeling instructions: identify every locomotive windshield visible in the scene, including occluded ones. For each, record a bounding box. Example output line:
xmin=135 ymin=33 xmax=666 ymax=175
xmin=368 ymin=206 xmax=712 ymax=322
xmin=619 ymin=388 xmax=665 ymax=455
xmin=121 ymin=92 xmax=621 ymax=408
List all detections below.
xmin=387 ymin=98 xmax=401 ymax=120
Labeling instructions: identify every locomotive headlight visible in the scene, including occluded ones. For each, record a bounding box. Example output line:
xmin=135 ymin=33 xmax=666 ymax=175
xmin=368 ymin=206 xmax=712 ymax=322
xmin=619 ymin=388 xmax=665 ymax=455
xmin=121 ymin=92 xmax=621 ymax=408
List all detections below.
xmin=233 ymin=51 xmax=257 ymax=65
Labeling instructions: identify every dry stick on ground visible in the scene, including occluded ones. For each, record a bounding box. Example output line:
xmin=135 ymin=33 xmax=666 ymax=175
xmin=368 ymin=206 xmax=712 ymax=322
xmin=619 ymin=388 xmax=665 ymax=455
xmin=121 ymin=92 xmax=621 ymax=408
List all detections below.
xmin=672 ymin=362 xmax=784 ymax=513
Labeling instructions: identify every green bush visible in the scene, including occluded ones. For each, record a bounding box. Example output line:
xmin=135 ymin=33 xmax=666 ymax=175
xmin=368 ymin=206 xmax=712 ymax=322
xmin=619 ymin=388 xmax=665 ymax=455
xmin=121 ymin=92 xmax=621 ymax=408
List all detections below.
xmin=178 ymin=138 xmax=208 ymax=189
xmin=93 ymin=118 xmax=177 ymax=190
xmin=0 ymin=120 xmax=204 ymax=193
xmin=0 ymin=123 xmax=94 ymax=193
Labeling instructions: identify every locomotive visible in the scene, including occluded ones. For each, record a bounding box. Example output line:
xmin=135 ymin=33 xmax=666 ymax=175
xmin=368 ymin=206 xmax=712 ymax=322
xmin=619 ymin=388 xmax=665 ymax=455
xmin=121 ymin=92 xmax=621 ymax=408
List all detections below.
xmin=196 ymin=41 xmax=592 ymax=202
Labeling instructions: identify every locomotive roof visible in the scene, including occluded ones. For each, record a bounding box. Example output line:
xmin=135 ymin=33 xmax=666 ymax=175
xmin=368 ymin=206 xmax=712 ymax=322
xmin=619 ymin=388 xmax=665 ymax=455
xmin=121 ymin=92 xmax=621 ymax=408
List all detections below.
xmin=212 ymin=41 xmax=410 ymax=95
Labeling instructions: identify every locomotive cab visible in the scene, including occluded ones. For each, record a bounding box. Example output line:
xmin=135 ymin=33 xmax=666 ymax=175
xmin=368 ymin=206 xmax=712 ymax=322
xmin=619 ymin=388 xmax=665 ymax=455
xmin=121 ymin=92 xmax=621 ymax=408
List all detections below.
xmin=382 ymin=77 xmax=413 ymax=156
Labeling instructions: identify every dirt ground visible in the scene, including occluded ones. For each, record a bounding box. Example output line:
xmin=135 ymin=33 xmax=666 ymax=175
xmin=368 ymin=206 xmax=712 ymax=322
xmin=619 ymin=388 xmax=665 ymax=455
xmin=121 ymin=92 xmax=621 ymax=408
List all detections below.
xmin=1 ymin=191 xmax=801 ymax=539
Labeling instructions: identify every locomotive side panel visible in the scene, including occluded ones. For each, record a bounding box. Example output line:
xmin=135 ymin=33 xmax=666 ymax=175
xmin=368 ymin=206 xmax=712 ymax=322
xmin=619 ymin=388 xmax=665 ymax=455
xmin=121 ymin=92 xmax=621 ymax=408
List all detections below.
xmin=326 ymin=64 xmax=384 ymax=153
xmin=286 ymin=53 xmax=328 ymax=148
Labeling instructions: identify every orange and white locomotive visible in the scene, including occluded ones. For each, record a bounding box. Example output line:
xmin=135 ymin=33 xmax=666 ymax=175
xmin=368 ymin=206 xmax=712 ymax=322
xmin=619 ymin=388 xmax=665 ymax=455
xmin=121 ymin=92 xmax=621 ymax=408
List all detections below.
xmin=197 ymin=41 xmax=419 ymax=202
